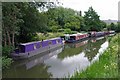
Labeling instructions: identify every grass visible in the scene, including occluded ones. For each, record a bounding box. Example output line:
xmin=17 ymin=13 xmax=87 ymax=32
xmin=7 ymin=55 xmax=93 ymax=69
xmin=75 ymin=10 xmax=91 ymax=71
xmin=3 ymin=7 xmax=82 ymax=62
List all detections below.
xmin=36 ymin=32 xmax=64 ymax=40
xmin=71 ymin=33 xmax=119 ymax=78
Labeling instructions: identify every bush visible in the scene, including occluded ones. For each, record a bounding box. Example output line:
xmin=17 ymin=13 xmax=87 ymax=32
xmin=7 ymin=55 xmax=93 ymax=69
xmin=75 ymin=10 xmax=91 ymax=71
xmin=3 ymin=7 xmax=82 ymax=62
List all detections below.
xmin=71 ymin=31 xmax=78 ymax=34
xmin=2 ymin=45 xmax=14 ymax=57
xmin=58 ymin=29 xmax=64 ymax=32
xmin=64 ymin=29 xmax=72 ymax=34
xmin=2 ymin=56 xmax=13 ymax=70
xmin=51 ymin=26 xmax=58 ymax=32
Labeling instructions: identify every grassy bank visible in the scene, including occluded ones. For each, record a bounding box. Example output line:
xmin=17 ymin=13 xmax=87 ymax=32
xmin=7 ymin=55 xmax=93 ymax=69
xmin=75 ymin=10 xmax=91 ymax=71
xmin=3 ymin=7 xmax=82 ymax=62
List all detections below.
xmin=35 ymin=32 xmax=64 ymax=40
xmin=72 ymin=33 xmax=119 ymax=78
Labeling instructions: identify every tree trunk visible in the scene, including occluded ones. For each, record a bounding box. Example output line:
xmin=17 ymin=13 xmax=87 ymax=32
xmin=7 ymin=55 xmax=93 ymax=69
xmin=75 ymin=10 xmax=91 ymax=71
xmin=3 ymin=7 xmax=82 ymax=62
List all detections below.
xmin=4 ymin=32 xmax=7 ymax=47
xmin=7 ymin=30 xmax=11 ymax=46
xmin=2 ymin=24 xmax=7 ymax=47
xmin=12 ymin=32 xmax=15 ymax=47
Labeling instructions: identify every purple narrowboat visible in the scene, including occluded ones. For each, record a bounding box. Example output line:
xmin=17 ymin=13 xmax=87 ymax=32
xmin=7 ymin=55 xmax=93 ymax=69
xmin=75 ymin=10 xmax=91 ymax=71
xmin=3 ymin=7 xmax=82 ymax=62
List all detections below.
xmin=11 ymin=37 xmax=63 ymax=59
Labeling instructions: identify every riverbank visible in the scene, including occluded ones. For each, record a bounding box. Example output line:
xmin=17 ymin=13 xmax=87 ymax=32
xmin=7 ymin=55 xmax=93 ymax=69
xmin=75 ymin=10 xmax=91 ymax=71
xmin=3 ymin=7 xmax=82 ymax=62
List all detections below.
xmin=36 ymin=32 xmax=64 ymax=40
xmin=72 ymin=33 xmax=119 ymax=78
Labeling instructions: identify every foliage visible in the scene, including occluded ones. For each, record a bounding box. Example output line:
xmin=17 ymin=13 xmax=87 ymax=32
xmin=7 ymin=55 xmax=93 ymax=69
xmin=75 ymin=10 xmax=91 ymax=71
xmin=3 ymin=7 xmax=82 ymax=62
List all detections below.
xmin=51 ymin=26 xmax=58 ymax=32
xmin=106 ymin=22 xmax=120 ymax=32
xmin=64 ymin=28 xmax=72 ymax=34
xmin=35 ymin=32 xmax=64 ymax=41
xmin=107 ymin=23 xmax=117 ymax=31
xmin=2 ymin=56 xmax=13 ymax=70
xmin=46 ymin=7 xmax=82 ymax=31
xmin=100 ymin=21 xmax=107 ymax=29
xmin=33 ymin=0 xmax=62 ymax=11
xmin=18 ymin=3 xmax=48 ymax=43
xmin=83 ymin=7 xmax=104 ymax=31
xmin=2 ymin=2 xmax=23 ymax=47
xmin=2 ymin=45 xmax=14 ymax=57
xmin=2 ymin=2 xmax=58 ymax=45
xmin=64 ymin=15 xmax=81 ymax=31
xmin=117 ymin=22 xmax=120 ymax=32
xmin=71 ymin=31 xmax=78 ymax=34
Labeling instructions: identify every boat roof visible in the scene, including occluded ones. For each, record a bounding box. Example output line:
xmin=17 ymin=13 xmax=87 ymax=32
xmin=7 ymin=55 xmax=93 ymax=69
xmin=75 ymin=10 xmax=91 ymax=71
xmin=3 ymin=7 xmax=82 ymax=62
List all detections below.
xmin=20 ymin=41 xmax=41 ymax=46
xmin=70 ymin=33 xmax=85 ymax=36
xmin=20 ymin=37 xmax=61 ymax=46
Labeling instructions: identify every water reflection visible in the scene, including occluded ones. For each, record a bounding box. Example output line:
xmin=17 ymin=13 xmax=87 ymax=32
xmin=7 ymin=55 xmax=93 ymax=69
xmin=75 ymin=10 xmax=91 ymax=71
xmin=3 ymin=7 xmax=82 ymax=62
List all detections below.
xmin=3 ymin=46 xmax=63 ymax=78
xmin=44 ymin=52 xmax=90 ymax=78
xmin=58 ymin=40 xmax=88 ymax=59
xmin=3 ymin=36 xmax=109 ymax=78
xmin=91 ymin=41 xmax=109 ymax=63
xmin=84 ymin=37 xmax=106 ymax=62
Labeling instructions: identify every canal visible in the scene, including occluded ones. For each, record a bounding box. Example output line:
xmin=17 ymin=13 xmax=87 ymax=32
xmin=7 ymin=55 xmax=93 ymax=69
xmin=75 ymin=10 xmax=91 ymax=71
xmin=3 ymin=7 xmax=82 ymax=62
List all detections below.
xmin=3 ymin=36 xmax=109 ymax=78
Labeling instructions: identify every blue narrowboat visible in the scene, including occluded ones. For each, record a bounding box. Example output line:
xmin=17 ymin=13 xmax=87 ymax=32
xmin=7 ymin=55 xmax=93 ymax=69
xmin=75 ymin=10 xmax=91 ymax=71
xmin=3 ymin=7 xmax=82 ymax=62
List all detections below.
xmin=11 ymin=37 xmax=63 ymax=59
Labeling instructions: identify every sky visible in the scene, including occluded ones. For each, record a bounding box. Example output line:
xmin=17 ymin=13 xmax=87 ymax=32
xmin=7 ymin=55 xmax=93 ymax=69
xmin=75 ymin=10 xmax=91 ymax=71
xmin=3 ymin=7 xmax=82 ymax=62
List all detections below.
xmin=59 ymin=0 xmax=120 ymax=20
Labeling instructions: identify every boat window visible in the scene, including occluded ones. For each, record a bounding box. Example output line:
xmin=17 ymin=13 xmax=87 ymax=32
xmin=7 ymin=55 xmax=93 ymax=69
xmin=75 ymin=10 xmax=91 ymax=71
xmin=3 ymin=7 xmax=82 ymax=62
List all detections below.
xmin=48 ymin=41 xmax=52 ymax=45
xmin=40 ymin=43 xmax=42 ymax=47
xmin=34 ymin=44 xmax=37 ymax=49
xmin=56 ymin=39 xmax=60 ymax=43
xmin=18 ymin=46 xmax=21 ymax=52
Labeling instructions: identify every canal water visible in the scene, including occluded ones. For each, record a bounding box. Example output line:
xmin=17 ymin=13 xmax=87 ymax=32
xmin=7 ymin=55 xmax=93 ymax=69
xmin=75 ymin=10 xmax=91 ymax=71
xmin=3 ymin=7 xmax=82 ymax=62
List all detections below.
xmin=3 ymin=36 xmax=109 ymax=78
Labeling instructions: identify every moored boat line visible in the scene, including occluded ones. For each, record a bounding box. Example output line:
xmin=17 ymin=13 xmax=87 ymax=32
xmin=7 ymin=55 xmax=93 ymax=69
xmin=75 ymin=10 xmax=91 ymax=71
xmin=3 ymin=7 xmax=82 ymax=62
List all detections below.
xmin=11 ymin=31 xmax=115 ymax=60
xmin=61 ymin=30 xmax=115 ymax=43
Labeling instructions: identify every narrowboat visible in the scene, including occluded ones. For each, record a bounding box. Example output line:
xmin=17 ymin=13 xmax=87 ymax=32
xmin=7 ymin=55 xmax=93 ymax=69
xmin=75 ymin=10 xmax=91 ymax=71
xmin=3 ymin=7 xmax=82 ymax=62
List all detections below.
xmin=11 ymin=37 xmax=63 ymax=59
xmin=66 ymin=33 xmax=89 ymax=43
xmin=104 ymin=31 xmax=110 ymax=35
xmin=60 ymin=34 xmax=71 ymax=43
xmin=89 ymin=31 xmax=105 ymax=37
xmin=109 ymin=31 xmax=115 ymax=34
xmin=89 ymin=31 xmax=115 ymax=37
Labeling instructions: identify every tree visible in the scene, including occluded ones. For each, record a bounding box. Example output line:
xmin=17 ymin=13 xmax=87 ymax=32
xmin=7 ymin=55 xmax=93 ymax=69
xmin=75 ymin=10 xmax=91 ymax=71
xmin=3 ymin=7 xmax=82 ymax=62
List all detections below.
xmin=46 ymin=7 xmax=82 ymax=31
xmin=110 ymin=23 xmax=117 ymax=30
xmin=64 ymin=15 xmax=82 ymax=31
xmin=2 ymin=2 xmax=23 ymax=47
xmin=83 ymin=7 xmax=102 ymax=31
xmin=18 ymin=2 xmax=48 ymax=43
xmin=33 ymin=0 xmax=62 ymax=11
xmin=51 ymin=26 xmax=58 ymax=32
xmin=117 ymin=22 xmax=120 ymax=32
xmin=2 ymin=2 xmax=50 ymax=45
xmin=100 ymin=21 xmax=107 ymax=29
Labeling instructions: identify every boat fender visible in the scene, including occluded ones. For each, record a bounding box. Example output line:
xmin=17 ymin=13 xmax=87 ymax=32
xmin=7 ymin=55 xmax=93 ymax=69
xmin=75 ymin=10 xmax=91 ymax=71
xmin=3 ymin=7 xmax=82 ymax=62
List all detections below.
xmin=28 ymin=53 xmax=29 ymax=55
